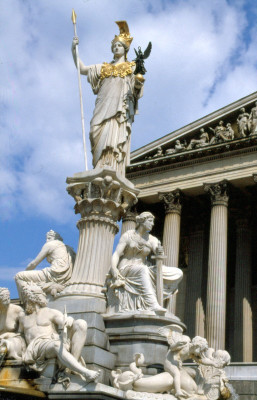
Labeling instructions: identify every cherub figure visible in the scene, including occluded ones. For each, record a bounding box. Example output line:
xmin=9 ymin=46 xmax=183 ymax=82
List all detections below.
xmin=159 ymin=325 xmax=196 ymax=398
xmin=158 ymin=326 xmax=210 ymax=399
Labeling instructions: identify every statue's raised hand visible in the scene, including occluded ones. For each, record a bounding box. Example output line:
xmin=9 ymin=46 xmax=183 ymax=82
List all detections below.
xmin=72 ymin=36 xmax=79 ymax=47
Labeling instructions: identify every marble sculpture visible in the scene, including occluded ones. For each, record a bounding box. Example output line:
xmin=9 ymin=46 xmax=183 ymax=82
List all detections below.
xmin=15 ymin=230 xmax=76 ymax=299
xmin=112 ymin=324 xmax=231 ymax=400
xmin=106 ymin=211 xmax=183 ymax=314
xmin=0 ymin=18 xmax=234 ymax=400
xmin=72 ymin=21 xmax=144 ymax=175
xmin=20 ymin=284 xmax=99 ymax=384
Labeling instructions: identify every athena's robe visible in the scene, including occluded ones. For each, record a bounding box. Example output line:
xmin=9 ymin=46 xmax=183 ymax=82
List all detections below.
xmin=87 ymin=62 xmax=143 ymax=175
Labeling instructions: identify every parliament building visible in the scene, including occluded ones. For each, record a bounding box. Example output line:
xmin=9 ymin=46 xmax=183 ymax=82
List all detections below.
xmin=126 ymin=91 xmax=257 ymax=366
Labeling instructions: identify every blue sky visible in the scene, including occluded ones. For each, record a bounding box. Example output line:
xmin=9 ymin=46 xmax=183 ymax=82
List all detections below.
xmin=1 ymin=0 xmax=257 ymax=298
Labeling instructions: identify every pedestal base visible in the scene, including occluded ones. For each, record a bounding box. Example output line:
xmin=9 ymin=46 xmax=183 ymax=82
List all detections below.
xmin=104 ymin=313 xmax=186 ymax=373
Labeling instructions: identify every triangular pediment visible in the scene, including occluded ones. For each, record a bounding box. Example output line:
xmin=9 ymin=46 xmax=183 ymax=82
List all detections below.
xmin=129 ymin=91 xmax=257 ymax=167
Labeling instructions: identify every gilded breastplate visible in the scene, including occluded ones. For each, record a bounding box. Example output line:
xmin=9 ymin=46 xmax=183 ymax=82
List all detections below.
xmin=100 ymin=61 xmax=135 ymax=80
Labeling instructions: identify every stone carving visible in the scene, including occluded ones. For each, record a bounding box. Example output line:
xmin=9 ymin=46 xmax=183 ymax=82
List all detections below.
xmin=159 ymin=190 xmax=182 ymax=215
xmin=153 ymin=147 xmax=163 ymax=158
xmin=111 ymin=324 xmax=231 ymax=400
xmin=141 ymin=101 xmax=257 ymax=164
xmin=0 ymin=287 xmax=26 ymax=362
xmin=72 ymin=21 xmax=144 ymax=175
xmin=187 ymin=128 xmax=209 ymax=150
xmin=19 ymin=284 xmax=99 ymax=384
xmin=225 ymin=123 xmax=234 ymax=140
xmin=166 ymin=140 xmax=187 ymax=155
xmin=237 ymin=107 xmax=249 ymax=137
xmin=209 ymin=120 xmax=228 ymax=144
xmin=204 ymin=180 xmax=229 ymax=207
xmin=67 ymin=173 xmax=137 ymax=218
xmin=106 ymin=212 xmax=183 ymax=315
xmin=15 ymin=230 xmax=76 ymax=299
xmin=249 ymin=101 xmax=257 ymax=135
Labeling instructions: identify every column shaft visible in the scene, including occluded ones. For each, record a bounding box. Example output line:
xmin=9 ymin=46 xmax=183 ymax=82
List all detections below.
xmin=234 ymin=219 xmax=252 ymax=361
xmin=121 ymin=210 xmax=137 ymax=235
xmin=64 ymin=216 xmax=118 ymax=297
xmin=159 ymin=190 xmax=182 ymax=315
xmin=163 ymin=212 xmax=181 ymax=267
xmin=204 ymin=180 xmax=228 ymax=350
xmin=184 ymin=227 xmax=205 ymax=338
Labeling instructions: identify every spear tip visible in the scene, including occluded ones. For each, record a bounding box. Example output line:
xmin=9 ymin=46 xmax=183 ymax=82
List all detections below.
xmin=71 ymin=9 xmax=77 ymax=24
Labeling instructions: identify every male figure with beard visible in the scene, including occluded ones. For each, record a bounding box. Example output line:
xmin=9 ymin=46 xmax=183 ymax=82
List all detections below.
xmin=19 ymin=284 xmax=99 ymax=382
xmin=0 ymin=287 xmax=26 ymax=360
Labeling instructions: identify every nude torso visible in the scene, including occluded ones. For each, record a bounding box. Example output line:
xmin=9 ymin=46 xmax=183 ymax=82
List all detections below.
xmin=21 ymin=307 xmax=62 ymax=343
xmin=0 ymin=304 xmax=22 ymax=335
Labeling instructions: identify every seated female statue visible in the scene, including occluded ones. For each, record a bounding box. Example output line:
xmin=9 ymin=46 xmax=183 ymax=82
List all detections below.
xmin=107 ymin=212 xmax=183 ymax=315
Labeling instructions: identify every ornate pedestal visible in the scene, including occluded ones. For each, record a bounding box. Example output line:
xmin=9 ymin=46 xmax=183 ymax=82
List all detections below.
xmin=104 ymin=314 xmax=186 ymax=374
xmin=50 ymin=168 xmax=139 ymax=383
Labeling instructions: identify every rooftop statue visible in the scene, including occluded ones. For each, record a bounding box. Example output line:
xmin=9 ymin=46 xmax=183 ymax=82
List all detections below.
xmin=0 ymin=287 xmax=26 ymax=362
xmin=237 ymin=107 xmax=249 ymax=137
xmin=187 ymin=128 xmax=209 ymax=150
xmin=249 ymin=101 xmax=257 ymax=135
xmin=15 ymin=230 xmax=76 ymax=300
xmin=72 ymin=21 xmax=145 ymax=175
xmin=19 ymin=284 xmax=99 ymax=384
xmin=106 ymin=212 xmax=183 ymax=315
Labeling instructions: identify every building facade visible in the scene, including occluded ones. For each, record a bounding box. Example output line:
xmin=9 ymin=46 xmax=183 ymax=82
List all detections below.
xmin=126 ymin=91 xmax=257 ymax=363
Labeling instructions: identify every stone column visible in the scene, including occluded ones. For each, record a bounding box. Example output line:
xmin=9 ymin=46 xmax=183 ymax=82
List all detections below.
xmin=234 ymin=217 xmax=253 ymax=361
xmin=58 ymin=170 xmax=139 ymax=310
xmin=204 ymin=180 xmax=229 ymax=350
xmin=159 ymin=189 xmax=183 ymax=314
xmin=121 ymin=208 xmax=137 ymax=235
xmin=184 ymin=224 xmax=205 ymax=338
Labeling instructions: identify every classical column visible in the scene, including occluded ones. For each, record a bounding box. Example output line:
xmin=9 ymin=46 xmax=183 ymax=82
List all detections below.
xmin=159 ymin=189 xmax=183 ymax=314
xmin=184 ymin=224 xmax=205 ymax=338
xmin=234 ymin=217 xmax=253 ymax=361
xmin=121 ymin=208 xmax=137 ymax=235
xmin=204 ymin=180 xmax=229 ymax=350
xmin=59 ymin=170 xmax=138 ymax=308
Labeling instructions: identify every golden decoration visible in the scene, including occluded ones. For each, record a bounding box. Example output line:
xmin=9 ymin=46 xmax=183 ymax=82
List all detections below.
xmin=112 ymin=21 xmax=133 ymax=49
xmin=71 ymin=9 xmax=77 ymax=24
xmin=221 ymin=386 xmax=231 ymax=399
xmin=100 ymin=62 xmax=135 ymax=80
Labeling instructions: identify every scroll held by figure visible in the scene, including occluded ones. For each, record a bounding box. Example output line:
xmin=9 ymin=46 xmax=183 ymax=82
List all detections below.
xmin=71 ymin=21 xmax=146 ymax=175
xmin=106 ymin=212 xmax=183 ymax=315
xmin=15 ymin=230 xmax=76 ymax=299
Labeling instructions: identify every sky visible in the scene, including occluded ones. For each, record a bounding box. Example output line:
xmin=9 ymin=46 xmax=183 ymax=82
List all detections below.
xmin=1 ymin=0 xmax=257 ymax=298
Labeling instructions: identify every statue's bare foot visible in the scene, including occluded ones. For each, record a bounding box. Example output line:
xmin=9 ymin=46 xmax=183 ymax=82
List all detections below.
xmin=84 ymin=369 xmax=100 ymax=382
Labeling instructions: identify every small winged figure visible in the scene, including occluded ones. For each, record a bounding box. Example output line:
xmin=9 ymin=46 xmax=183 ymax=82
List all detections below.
xmin=133 ymin=42 xmax=152 ymax=75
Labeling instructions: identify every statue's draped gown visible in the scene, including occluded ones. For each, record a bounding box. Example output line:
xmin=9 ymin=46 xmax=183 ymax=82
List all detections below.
xmin=87 ymin=62 xmax=143 ymax=175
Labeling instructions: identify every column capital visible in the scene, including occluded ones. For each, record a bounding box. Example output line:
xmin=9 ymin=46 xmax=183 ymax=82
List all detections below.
xmin=204 ymin=180 xmax=229 ymax=207
xmin=67 ymin=170 xmax=138 ymax=221
xmin=158 ymin=189 xmax=183 ymax=215
xmin=122 ymin=208 xmax=137 ymax=224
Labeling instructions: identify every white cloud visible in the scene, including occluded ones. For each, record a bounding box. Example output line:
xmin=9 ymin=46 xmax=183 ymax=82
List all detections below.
xmin=1 ymin=0 xmax=256 ymax=223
